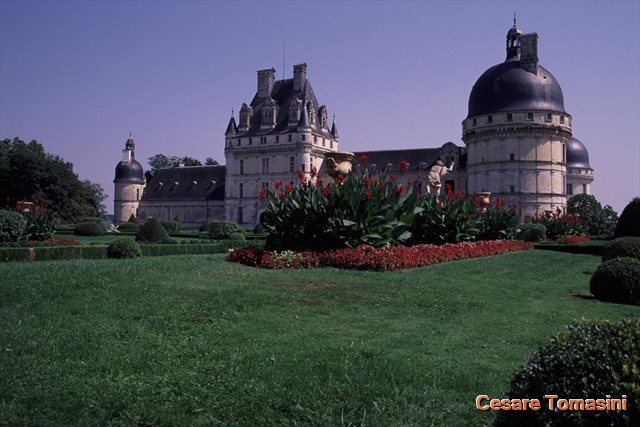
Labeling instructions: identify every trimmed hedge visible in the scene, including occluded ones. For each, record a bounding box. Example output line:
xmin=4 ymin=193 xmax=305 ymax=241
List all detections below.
xmin=230 ymin=232 xmax=246 ymax=241
xmin=74 ymin=222 xmax=104 ymax=236
xmin=519 ymin=223 xmax=547 ymax=242
xmin=533 ymin=242 xmax=604 ymax=255
xmin=614 ymin=197 xmax=640 ymax=238
xmin=161 ymin=220 xmax=181 ymax=232
xmin=497 ymin=318 xmax=640 ymax=427
xmin=117 ymin=222 xmax=139 ymax=233
xmin=602 ymin=236 xmax=640 ymax=261
xmin=208 ymin=220 xmax=240 ymax=239
xmin=590 ymin=257 xmax=640 ymax=305
xmin=107 ymin=238 xmax=141 ymax=259
xmin=136 ymin=218 xmax=171 ymax=243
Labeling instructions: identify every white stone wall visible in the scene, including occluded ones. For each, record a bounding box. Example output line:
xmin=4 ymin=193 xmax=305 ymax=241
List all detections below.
xmin=113 ymin=182 xmax=144 ymax=224
xmin=137 ymin=200 xmax=225 ymax=228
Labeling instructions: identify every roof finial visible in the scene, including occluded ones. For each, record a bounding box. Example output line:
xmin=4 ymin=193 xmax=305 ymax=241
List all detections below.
xmin=513 ymin=12 xmax=517 ymax=27
xmin=129 ymin=131 xmax=132 ymax=138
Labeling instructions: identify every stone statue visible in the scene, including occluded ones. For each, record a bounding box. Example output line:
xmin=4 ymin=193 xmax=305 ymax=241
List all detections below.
xmin=324 ymin=152 xmax=354 ymax=179
xmin=426 ymin=160 xmax=454 ymax=196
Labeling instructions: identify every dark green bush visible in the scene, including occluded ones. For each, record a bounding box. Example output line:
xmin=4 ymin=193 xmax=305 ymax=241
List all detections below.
xmin=78 ymin=217 xmax=107 ymax=233
xmin=590 ymin=257 xmax=640 ymax=305
xmin=614 ymin=197 xmax=640 ymax=238
xmin=208 ymin=220 xmax=240 ymax=239
xmin=107 ymin=238 xmax=141 ymax=259
xmin=127 ymin=214 xmax=137 ymax=224
xmin=253 ymin=223 xmax=265 ymax=234
xmin=136 ymin=218 xmax=171 ymax=243
xmin=199 ymin=222 xmax=210 ymax=232
xmin=518 ymin=223 xmax=547 ymax=242
xmin=117 ymin=222 xmax=139 ymax=233
xmin=161 ymin=220 xmax=181 ymax=232
xmin=0 ymin=210 xmax=28 ymax=242
xmin=74 ymin=222 xmax=104 ymax=236
xmin=229 ymin=232 xmax=246 ymax=241
xmin=497 ymin=318 xmax=640 ymax=427
xmin=567 ymin=194 xmax=618 ymax=237
xmin=603 ymin=236 xmax=640 ymax=261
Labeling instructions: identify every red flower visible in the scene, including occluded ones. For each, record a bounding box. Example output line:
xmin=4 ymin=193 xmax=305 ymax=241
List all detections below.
xmin=364 ymin=191 xmax=373 ymax=200
xmin=359 ymin=154 xmax=368 ymax=164
xmin=406 ymin=179 xmax=412 ymax=189
xmin=278 ymin=192 xmax=285 ymax=200
xmin=437 ymin=200 xmax=444 ymax=208
xmin=364 ymin=176 xmax=373 ymax=187
xmin=397 ymin=160 xmax=409 ymax=172
xmin=274 ymin=181 xmax=281 ymax=190
xmin=310 ymin=165 xmax=318 ymax=178
xmin=377 ymin=183 xmax=385 ymax=192
xmin=258 ymin=188 xmax=267 ymax=200
xmin=285 ymin=183 xmax=293 ymax=193
xmin=389 ymin=174 xmax=397 ymax=182
xmin=298 ymin=170 xmax=305 ymax=181
xmin=394 ymin=185 xmax=404 ymax=195
xmin=335 ymin=173 xmax=345 ymax=184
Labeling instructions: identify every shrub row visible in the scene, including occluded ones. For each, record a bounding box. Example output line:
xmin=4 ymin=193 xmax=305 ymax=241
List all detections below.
xmin=533 ymin=242 xmax=604 ymax=255
xmin=226 ymin=240 xmax=533 ymax=271
xmin=0 ymin=240 xmax=264 ymax=262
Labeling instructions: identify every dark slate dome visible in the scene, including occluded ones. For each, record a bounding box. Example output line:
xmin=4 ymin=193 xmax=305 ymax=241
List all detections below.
xmin=566 ymin=137 xmax=591 ymax=169
xmin=467 ymin=61 xmax=565 ymax=118
xmin=114 ymin=159 xmax=145 ymax=183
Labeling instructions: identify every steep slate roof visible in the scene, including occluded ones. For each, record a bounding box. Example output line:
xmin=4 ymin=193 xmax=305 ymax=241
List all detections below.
xmin=239 ymin=78 xmax=335 ymax=139
xmin=352 ymin=148 xmax=442 ymax=172
xmin=141 ymin=166 xmax=226 ymax=201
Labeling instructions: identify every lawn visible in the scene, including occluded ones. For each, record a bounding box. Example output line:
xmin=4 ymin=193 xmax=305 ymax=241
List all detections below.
xmin=1 ymin=250 xmax=638 ymax=426
xmin=54 ymin=233 xmax=206 ymax=245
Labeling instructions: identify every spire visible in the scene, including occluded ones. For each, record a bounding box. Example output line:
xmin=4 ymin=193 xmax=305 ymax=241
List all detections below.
xmin=505 ymin=18 xmax=523 ymax=61
xmin=297 ymin=103 xmax=310 ymax=130
xmin=125 ymin=134 xmax=135 ymax=153
xmin=331 ymin=114 xmax=339 ymax=139
xmin=225 ymin=114 xmax=237 ymax=136
xmin=513 ymin=12 xmax=517 ymax=28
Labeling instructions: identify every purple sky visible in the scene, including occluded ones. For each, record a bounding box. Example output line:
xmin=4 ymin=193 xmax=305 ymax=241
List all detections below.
xmin=1 ymin=0 xmax=638 ymax=214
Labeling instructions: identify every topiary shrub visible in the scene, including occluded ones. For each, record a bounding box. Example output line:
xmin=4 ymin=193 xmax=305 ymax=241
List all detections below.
xmin=229 ymin=232 xmax=246 ymax=241
xmin=209 ymin=220 xmax=240 ymax=240
xmin=127 ymin=214 xmax=138 ymax=224
xmin=614 ymin=197 xmax=640 ymax=238
xmin=518 ymin=223 xmax=547 ymax=242
xmin=603 ymin=236 xmax=640 ymax=261
xmin=160 ymin=220 xmax=181 ymax=232
xmin=253 ymin=223 xmax=265 ymax=234
xmin=78 ymin=217 xmax=107 ymax=233
xmin=496 ymin=318 xmax=640 ymax=427
xmin=136 ymin=218 xmax=171 ymax=243
xmin=117 ymin=222 xmax=140 ymax=233
xmin=0 ymin=210 xmax=28 ymax=242
xmin=199 ymin=222 xmax=210 ymax=232
xmin=107 ymin=238 xmax=141 ymax=259
xmin=589 ymin=257 xmax=640 ymax=305
xmin=74 ymin=222 xmax=104 ymax=236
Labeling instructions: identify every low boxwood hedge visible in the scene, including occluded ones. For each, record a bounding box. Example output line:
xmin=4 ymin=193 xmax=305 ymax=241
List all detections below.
xmin=602 ymin=236 xmax=640 ymax=261
xmin=74 ymin=222 xmax=104 ymax=236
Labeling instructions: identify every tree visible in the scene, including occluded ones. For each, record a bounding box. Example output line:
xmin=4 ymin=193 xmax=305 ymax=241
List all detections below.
xmin=205 ymin=157 xmax=220 ymax=166
xmin=182 ymin=156 xmax=202 ymax=167
xmin=0 ymin=137 xmax=107 ymax=221
xmin=567 ymin=194 xmax=618 ymax=237
xmin=147 ymin=154 xmax=204 ymax=174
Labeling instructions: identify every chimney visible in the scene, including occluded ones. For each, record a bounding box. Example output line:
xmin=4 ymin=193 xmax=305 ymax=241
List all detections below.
xmin=293 ymin=63 xmax=307 ymax=92
xmin=257 ymin=68 xmax=275 ymax=98
xmin=122 ymin=149 xmax=131 ymax=162
xmin=520 ymin=33 xmax=539 ymax=74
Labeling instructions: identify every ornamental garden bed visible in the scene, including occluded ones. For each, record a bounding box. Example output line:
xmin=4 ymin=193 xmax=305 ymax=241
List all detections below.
xmin=226 ymin=240 xmax=533 ymax=271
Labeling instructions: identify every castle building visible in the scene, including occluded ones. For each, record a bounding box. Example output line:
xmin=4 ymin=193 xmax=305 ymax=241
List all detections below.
xmin=566 ymin=136 xmax=593 ymax=196
xmin=224 ymin=63 xmax=339 ymax=226
xmin=113 ymin=136 xmax=145 ymax=224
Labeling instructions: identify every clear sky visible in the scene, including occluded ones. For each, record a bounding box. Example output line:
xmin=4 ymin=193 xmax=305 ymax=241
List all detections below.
xmin=1 ymin=0 xmax=638 ymax=214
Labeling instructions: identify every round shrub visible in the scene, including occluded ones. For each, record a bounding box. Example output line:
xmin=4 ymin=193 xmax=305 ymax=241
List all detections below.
xmin=117 ymin=222 xmax=139 ymax=233
xmin=603 ymin=236 xmax=640 ymax=261
xmin=0 ymin=210 xmax=28 ymax=242
xmin=496 ymin=318 xmax=640 ymax=427
xmin=199 ymin=222 xmax=210 ymax=232
xmin=614 ymin=197 xmax=640 ymax=238
xmin=107 ymin=238 xmax=141 ymax=259
xmin=253 ymin=223 xmax=265 ymax=234
xmin=589 ymin=257 xmax=640 ymax=305
xmin=74 ymin=221 xmax=103 ymax=236
xmin=229 ymin=232 xmax=246 ymax=241
xmin=136 ymin=217 xmax=171 ymax=243
xmin=161 ymin=220 xmax=181 ymax=232
xmin=208 ymin=220 xmax=240 ymax=239
xmin=519 ymin=223 xmax=546 ymax=242
xmin=78 ymin=217 xmax=107 ymax=233
xmin=127 ymin=214 xmax=138 ymax=224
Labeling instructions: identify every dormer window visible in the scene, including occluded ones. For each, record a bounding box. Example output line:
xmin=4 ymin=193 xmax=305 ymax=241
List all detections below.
xmin=239 ymin=103 xmax=252 ymax=130
xmin=289 ymin=98 xmax=302 ymax=126
xmin=319 ymin=106 xmax=328 ymax=129
xmin=527 ymin=112 xmax=534 ymax=121
xmin=507 ymin=113 xmax=513 ymax=122
xmin=545 ymin=113 xmax=552 ymax=122
xmin=487 ymin=115 xmax=493 ymax=123
xmin=560 ymin=116 xmax=565 ymax=124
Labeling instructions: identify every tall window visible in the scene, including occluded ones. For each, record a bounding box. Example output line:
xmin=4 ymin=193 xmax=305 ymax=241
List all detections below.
xmin=527 ymin=112 xmax=534 ymax=121
xmin=289 ymin=156 xmax=295 ymax=172
xmin=567 ymin=183 xmax=573 ymax=195
xmin=288 ymin=134 xmax=292 ymax=142
xmin=239 ymin=159 xmax=244 ymax=175
xmin=510 ymin=153 xmax=515 ymax=161
xmin=237 ymin=139 xmax=241 ymax=147
xmin=510 ymin=185 xmax=515 ymax=193
xmin=507 ymin=113 xmax=513 ymax=122
xmin=275 ymin=135 xmax=279 ymax=143
xmin=239 ymin=183 xmax=243 ymax=199
xmin=545 ymin=113 xmax=552 ymax=122
xmin=262 ymin=158 xmax=270 ymax=174
xmin=487 ymin=115 xmax=493 ymax=124
xmin=136 ymin=188 xmax=140 ymax=201
xmin=237 ymin=206 xmax=243 ymax=224
xmin=248 ymin=138 xmax=252 ymax=145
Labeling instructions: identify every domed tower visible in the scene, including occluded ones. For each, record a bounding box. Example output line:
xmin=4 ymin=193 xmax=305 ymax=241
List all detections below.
xmin=566 ymin=136 xmax=594 ymax=197
xmin=113 ymin=135 xmax=145 ymax=224
xmin=462 ymin=20 xmax=572 ymax=217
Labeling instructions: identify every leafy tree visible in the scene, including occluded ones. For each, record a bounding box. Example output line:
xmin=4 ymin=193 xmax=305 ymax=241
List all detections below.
xmin=147 ymin=154 xmax=204 ymax=174
xmin=205 ymin=157 xmax=220 ymax=166
xmin=0 ymin=137 xmax=106 ymax=222
xmin=567 ymin=194 xmax=618 ymax=237
xmin=182 ymin=157 xmax=202 ymax=167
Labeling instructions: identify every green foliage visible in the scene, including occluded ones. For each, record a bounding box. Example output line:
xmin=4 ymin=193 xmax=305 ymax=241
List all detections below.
xmin=498 ymin=318 xmax=640 ymax=427
xmin=410 ymin=193 xmax=478 ymax=245
xmin=107 ymin=238 xmax=142 ymax=259
xmin=172 ymin=215 xmax=181 ymax=224
xmin=136 ymin=218 xmax=171 ymax=243
xmin=603 ymin=236 xmax=640 ymax=261
xmin=147 ymin=154 xmax=202 ymax=174
xmin=117 ymin=222 xmax=139 ymax=233
xmin=74 ymin=222 xmax=103 ymax=236
xmin=199 ymin=222 xmax=210 ymax=232
xmin=0 ymin=210 xmax=28 ymax=242
xmin=204 ymin=157 xmax=220 ymax=166
xmin=253 ymin=223 xmax=265 ymax=234
xmin=590 ymin=257 xmax=640 ymax=305
xmin=525 ymin=209 xmax=584 ymax=239
xmin=208 ymin=220 xmax=240 ymax=240
xmin=476 ymin=199 xmax=520 ymax=241
xmin=0 ymin=138 xmax=106 ymax=221
xmin=567 ymin=194 xmax=618 ymax=237
xmin=518 ymin=223 xmax=547 ymax=242
xmin=229 ymin=232 xmax=246 ymax=241
xmin=0 ymin=245 xmax=108 ymax=261
xmin=127 ymin=214 xmax=137 ymax=224
xmin=160 ymin=220 xmax=181 ymax=232
xmin=614 ymin=197 xmax=640 ymax=238
xmin=78 ymin=217 xmax=106 ymax=233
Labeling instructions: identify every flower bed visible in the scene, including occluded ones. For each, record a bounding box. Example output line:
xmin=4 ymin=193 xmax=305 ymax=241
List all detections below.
xmin=553 ymin=235 xmax=591 ymax=244
xmin=226 ymin=240 xmax=533 ymax=271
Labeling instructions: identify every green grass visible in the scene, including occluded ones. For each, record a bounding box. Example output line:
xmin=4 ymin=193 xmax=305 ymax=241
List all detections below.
xmin=1 ymin=251 xmax=638 ymax=426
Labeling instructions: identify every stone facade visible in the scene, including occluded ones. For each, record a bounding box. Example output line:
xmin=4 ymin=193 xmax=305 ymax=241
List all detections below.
xmin=113 ymin=137 xmax=145 ymax=224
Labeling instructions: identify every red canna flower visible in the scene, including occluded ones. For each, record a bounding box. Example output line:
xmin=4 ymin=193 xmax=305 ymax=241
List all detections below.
xmin=394 ymin=185 xmax=404 ymax=195
xmin=335 ymin=173 xmax=345 ymax=184
xmin=298 ymin=170 xmax=305 ymax=181
xmin=322 ymin=186 xmax=330 ymax=197
xmin=389 ymin=174 xmax=397 ymax=182
xmin=279 ymin=192 xmax=285 ymax=200
xmin=285 ymin=183 xmax=293 ymax=193
xmin=406 ymin=179 xmax=412 ymax=189
xmin=365 ymin=191 xmax=373 ymax=200
xmin=274 ymin=181 xmax=281 ymax=190
xmin=258 ymin=188 xmax=267 ymax=200
xmin=397 ymin=160 xmax=409 ymax=172
xmin=364 ymin=176 xmax=373 ymax=187
xmin=359 ymin=154 xmax=368 ymax=164
xmin=310 ymin=165 xmax=317 ymax=178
